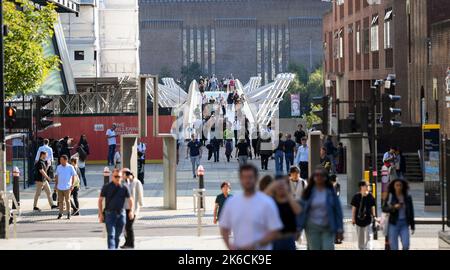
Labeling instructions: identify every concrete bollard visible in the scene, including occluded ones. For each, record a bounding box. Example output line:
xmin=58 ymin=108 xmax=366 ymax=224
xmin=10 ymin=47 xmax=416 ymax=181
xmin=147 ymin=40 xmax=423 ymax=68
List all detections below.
xmin=12 ymin=167 xmax=20 ymax=209
xmin=103 ymin=167 xmax=111 ymax=185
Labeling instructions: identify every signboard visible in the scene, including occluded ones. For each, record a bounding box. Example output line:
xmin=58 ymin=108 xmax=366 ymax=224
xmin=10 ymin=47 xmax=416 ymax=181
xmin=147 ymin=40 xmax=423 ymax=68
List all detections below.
xmin=422 ymin=124 xmax=441 ymax=207
xmin=290 ymin=94 xmax=301 ymax=117
xmin=94 ymin=124 xmax=104 ymax=132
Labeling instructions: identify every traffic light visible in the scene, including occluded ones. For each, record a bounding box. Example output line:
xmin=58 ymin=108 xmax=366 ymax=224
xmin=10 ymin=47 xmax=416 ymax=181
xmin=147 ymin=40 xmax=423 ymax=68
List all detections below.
xmin=382 ymin=74 xmax=401 ymax=134
xmin=36 ymin=96 xmax=54 ymax=130
xmin=312 ymin=95 xmax=330 ymax=135
xmin=5 ymin=106 xmax=17 ymax=129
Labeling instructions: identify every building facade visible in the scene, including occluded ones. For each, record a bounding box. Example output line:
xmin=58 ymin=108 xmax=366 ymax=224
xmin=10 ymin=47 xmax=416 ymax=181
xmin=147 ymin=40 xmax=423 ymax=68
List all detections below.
xmin=323 ymin=0 xmax=426 ymax=126
xmin=427 ymin=0 xmax=450 ymax=136
xmin=139 ymin=0 xmax=331 ymax=83
xmin=60 ymin=0 xmax=140 ymax=79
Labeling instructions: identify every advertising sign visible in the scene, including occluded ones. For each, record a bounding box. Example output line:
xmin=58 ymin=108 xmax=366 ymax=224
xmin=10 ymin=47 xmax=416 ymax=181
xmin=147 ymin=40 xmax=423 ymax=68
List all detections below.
xmin=422 ymin=124 xmax=441 ymax=207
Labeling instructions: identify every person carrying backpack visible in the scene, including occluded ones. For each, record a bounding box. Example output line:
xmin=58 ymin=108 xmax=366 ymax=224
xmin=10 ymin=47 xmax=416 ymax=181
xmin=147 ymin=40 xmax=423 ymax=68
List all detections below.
xmin=351 ymin=181 xmax=376 ymax=250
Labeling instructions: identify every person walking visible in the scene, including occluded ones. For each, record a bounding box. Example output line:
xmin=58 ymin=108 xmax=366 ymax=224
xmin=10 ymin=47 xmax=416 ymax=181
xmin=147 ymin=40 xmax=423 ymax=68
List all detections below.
xmin=259 ymin=132 xmax=272 ymax=171
xmin=323 ymin=136 xmax=337 ymax=174
xmin=106 ymin=124 xmax=118 ymax=166
xmin=54 ymin=155 xmax=76 ymax=220
xmin=69 ymin=157 xmax=82 ymax=216
xmin=75 ymin=141 xmax=88 ymax=188
xmin=121 ymin=169 xmax=144 ymax=249
xmin=274 ymin=133 xmax=285 ymax=176
xmin=186 ymin=134 xmax=203 ymax=179
xmin=213 ymin=181 xmax=232 ymax=224
xmin=270 ymin=178 xmax=301 ymax=250
xmin=251 ymin=130 xmax=260 ymax=159
xmin=77 ymin=134 xmax=90 ymax=158
xmin=319 ymin=147 xmax=332 ymax=173
xmin=211 ymin=136 xmax=220 ymax=162
xmin=232 ymin=116 xmax=241 ymax=147
xmin=382 ymin=179 xmax=415 ymax=250
xmin=284 ymin=134 xmax=296 ymax=173
xmin=219 ymin=164 xmax=283 ymax=250
xmin=33 ymin=151 xmax=58 ymax=211
xmin=298 ymin=167 xmax=344 ymax=250
xmin=336 ymin=142 xmax=344 ymax=174
xmin=293 ymin=124 xmax=306 ymax=148
xmin=34 ymin=138 xmax=55 ymax=179
xmin=288 ymin=166 xmax=307 ymax=200
xmin=351 ymin=181 xmax=376 ymax=250
xmin=98 ymin=169 xmax=134 ymax=250
xmin=235 ymin=139 xmax=250 ymax=165
xmin=224 ymin=130 xmax=234 ymax=162
xmin=295 ymin=137 xmax=309 ymax=180
xmin=137 ymin=140 xmax=146 ymax=184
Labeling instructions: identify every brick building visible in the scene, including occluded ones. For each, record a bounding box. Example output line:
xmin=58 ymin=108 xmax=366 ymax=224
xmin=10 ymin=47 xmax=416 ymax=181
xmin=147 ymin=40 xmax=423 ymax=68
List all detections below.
xmin=322 ymin=0 xmax=427 ymax=127
xmin=139 ymin=0 xmax=330 ymax=83
xmin=427 ymin=0 xmax=450 ymax=136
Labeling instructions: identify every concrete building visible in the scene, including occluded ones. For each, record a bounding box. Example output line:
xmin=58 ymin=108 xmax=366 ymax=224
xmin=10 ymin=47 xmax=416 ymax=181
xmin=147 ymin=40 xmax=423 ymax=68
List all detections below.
xmin=60 ymin=0 xmax=140 ymax=79
xmin=139 ymin=0 xmax=331 ymax=83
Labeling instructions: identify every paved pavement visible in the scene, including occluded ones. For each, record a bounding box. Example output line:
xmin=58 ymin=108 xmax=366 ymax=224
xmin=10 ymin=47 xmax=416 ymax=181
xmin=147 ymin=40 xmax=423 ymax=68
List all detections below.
xmin=0 ymin=144 xmax=444 ymax=250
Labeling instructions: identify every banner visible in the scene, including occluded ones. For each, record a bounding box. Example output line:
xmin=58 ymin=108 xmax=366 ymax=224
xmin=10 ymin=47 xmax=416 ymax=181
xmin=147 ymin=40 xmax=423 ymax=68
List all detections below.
xmin=290 ymin=94 xmax=300 ymax=117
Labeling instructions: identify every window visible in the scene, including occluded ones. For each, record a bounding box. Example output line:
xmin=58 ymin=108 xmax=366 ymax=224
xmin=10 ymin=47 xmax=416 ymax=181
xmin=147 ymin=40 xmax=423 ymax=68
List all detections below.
xmin=384 ymin=9 xmax=393 ymax=49
xmin=356 ymin=27 xmax=361 ymax=54
xmin=370 ymin=15 xmax=379 ymax=52
xmin=74 ymin=51 xmax=84 ymax=61
xmin=339 ymin=28 xmax=344 ymax=58
xmin=363 ymin=28 xmax=369 ymax=54
xmin=337 ymin=0 xmax=345 ymax=5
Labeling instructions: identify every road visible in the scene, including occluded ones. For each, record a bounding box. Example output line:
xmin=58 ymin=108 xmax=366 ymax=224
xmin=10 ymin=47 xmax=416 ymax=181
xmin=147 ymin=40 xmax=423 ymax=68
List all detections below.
xmin=0 ymin=144 xmax=444 ymax=249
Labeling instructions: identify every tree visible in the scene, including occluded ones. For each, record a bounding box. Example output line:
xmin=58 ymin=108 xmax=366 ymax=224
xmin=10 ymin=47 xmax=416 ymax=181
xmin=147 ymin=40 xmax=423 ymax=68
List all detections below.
xmin=180 ymin=62 xmax=202 ymax=90
xmin=282 ymin=65 xmax=324 ymax=117
xmin=287 ymin=62 xmax=308 ymax=85
xmin=301 ymin=103 xmax=323 ymax=129
xmin=158 ymin=66 xmax=173 ymax=83
xmin=4 ymin=1 xmax=60 ymax=98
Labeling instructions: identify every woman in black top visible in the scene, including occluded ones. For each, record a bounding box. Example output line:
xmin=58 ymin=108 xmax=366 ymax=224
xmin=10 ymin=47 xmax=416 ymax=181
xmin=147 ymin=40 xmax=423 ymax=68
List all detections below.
xmin=268 ymin=177 xmax=301 ymax=250
xmin=235 ymin=139 xmax=250 ymax=165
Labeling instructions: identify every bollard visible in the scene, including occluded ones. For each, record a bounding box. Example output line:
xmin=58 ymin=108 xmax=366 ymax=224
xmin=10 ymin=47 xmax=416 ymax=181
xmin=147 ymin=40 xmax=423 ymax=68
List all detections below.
xmin=12 ymin=167 xmax=20 ymax=209
xmin=103 ymin=167 xmax=111 ymax=185
xmin=197 ymin=165 xmax=205 ymax=208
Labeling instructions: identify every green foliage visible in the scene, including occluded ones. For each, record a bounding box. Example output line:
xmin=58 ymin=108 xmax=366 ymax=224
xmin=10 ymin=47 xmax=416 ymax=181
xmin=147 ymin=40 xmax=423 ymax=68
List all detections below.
xmin=301 ymin=103 xmax=322 ymax=129
xmin=287 ymin=63 xmax=308 ymax=85
xmin=282 ymin=63 xmax=324 ymax=118
xmin=4 ymin=0 xmax=60 ymax=98
xmin=180 ymin=62 xmax=202 ymax=89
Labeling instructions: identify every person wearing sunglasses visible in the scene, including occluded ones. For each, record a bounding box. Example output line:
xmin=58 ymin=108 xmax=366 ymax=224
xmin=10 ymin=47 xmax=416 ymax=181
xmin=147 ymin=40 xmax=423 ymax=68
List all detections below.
xmin=98 ymin=168 xmax=134 ymax=250
xmin=297 ymin=167 xmax=344 ymax=250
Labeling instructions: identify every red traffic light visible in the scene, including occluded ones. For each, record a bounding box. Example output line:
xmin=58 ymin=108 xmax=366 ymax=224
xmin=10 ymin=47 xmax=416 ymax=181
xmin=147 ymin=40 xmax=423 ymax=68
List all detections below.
xmin=6 ymin=106 xmax=16 ymax=118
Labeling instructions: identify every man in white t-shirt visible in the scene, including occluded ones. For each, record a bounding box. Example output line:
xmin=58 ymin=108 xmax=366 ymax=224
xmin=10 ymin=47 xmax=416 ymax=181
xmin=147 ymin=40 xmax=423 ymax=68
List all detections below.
xmin=219 ymin=164 xmax=282 ymax=250
xmin=106 ymin=124 xmax=118 ymax=166
xmin=54 ymin=155 xmax=76 ymax=220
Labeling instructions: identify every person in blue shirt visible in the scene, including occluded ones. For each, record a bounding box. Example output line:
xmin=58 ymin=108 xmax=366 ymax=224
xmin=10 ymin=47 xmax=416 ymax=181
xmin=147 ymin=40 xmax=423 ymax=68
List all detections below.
xmin=294 ymin=137 xmax=309 ymax=179
xmin=297 ymin=167 xmax=344 ymax=250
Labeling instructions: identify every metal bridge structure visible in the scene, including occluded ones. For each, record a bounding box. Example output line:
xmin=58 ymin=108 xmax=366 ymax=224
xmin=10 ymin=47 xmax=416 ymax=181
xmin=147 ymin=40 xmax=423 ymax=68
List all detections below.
xmin=50 ymin=73 xmax=294 ymax=139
